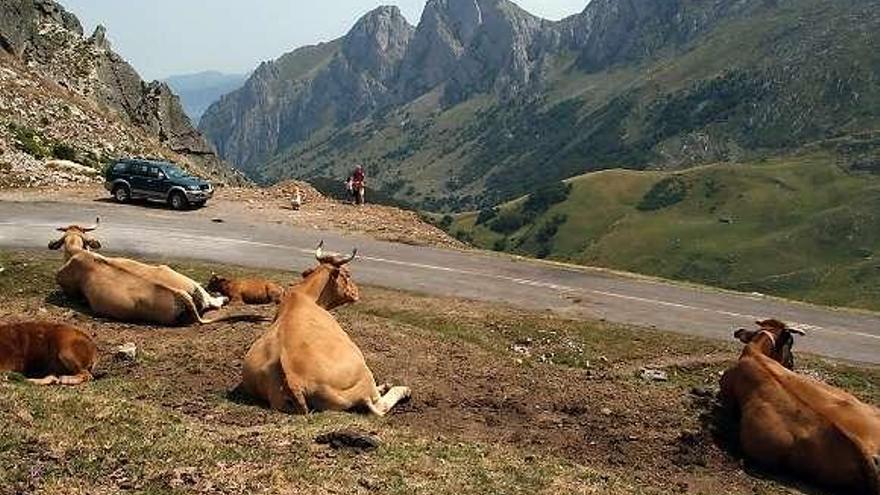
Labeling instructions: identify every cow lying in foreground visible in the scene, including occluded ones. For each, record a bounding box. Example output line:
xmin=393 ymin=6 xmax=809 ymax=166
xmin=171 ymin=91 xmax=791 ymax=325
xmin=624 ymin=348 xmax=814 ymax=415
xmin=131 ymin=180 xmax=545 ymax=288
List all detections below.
xmin=720 ymin=319 xmax=880 ymax=494
xmin=207 ymin=274 xmax=283 ymax=305
xmin=0 ymin=321 xmax=98 ymax=385
xmin=48 ymin=222 xmax=240 ymax=325
xmin=239 ymin=243 xmax=410 ymax=416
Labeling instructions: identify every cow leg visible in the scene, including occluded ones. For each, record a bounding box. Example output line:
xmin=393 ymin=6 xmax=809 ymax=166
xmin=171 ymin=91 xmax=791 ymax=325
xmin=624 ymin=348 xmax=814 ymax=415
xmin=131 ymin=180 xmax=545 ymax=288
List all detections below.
xmin=366 ymin=386 xmax=411 ymax=417
xmin=57 ymin=371 xmax=93 ymax=386
xmin=28 ymin=375 xmax=60 ymax=386
xmin=377 ymin=383 xmax=391 ymax=395
xmin=268 ymin=382 xmax=309 ymax=415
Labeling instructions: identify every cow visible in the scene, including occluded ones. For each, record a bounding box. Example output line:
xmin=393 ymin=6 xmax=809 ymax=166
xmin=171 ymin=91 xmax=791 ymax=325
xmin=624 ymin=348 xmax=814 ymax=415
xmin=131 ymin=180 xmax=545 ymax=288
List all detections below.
xmin=720 ymin=319 xmax=880 ymax=494
xmin=238 ymin=242 xmax=410 ymax=416
xmin=0 ymin=321 xmax=98 ymax=386
xmin=207 ymin=274 xmax=284 ymax=305
xmin=47 ymin=222 xmax=246 ymax=325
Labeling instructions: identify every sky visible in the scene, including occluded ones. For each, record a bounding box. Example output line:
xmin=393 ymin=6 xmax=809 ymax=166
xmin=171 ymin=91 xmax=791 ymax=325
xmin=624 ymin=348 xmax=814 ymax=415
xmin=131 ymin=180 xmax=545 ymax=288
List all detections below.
xmin=58 ymin=0 xmax=588 ymax=81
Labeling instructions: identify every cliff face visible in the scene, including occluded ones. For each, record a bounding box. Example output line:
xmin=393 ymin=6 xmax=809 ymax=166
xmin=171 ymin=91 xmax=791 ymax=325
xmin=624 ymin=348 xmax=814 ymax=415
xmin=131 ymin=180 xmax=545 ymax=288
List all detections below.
xmin=0 ymin=0 xmax=245 ymax=184
xmin=200 ymin=6 xmax=415 ymax=176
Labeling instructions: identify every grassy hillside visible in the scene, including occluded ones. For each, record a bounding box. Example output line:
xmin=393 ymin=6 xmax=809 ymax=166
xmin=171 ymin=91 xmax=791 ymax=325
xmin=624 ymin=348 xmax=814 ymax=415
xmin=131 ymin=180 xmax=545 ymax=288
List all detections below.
xmin=450 ymin=142 xmax=880 ymax=311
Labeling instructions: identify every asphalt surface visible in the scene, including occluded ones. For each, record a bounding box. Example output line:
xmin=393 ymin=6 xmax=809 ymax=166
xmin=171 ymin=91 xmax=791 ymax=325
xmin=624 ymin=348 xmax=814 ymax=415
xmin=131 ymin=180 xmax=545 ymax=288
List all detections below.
xmin=1 ymin=200 xmax=879 ymax=364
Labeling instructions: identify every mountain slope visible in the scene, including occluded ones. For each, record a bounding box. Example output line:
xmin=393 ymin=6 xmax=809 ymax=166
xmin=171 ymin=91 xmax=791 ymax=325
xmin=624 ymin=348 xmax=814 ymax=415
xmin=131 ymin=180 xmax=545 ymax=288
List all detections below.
xmin=163 ymin=71 xmax=248 ymax=124
xmin=0 ymin=0 xmax=245 ymax=185
xmin=201 ymin=0 xmax=880 ymax=210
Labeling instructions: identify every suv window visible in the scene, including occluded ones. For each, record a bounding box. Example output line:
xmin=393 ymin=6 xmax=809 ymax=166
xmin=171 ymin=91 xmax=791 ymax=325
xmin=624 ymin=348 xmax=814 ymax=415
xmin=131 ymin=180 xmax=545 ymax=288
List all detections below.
xmin=112 ymin=162 xmax=128 ymax=174
xmin=131 ymin=164 xmax=149 ymax=177
xmin=148 ymin=166 xmax=162 ymax=178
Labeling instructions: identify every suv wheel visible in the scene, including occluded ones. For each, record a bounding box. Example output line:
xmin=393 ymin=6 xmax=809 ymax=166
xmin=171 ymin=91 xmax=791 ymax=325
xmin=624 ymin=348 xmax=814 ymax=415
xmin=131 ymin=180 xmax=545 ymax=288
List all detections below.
xmin=112 ymin=184 xmax=131 ymax=203
xmin=169 ymin=191 xmax=189 ymax=210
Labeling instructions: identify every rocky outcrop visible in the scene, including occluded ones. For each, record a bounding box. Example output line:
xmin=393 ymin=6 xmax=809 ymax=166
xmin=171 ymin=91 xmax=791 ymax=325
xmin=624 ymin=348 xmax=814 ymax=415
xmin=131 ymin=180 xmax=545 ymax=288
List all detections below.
xmin=564 ymin=0 xmax=765 ymax=73
xmin=0 ymin=0 xmax=82 ymax=57
xmin=0 ymin=0 xmax=245 ymax=184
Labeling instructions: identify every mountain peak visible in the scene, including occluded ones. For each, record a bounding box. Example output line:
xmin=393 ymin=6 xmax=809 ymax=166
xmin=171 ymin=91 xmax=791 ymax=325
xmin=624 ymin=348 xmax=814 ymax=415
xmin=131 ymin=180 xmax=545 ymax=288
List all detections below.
xmin=342 ymin=5 xmax=414 ymax=81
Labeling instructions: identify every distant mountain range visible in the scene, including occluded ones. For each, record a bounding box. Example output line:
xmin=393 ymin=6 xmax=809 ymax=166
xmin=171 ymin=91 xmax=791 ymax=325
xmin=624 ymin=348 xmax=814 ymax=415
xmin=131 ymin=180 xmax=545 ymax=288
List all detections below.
xmin=164 ymin=71 xmax=249 ymax=124
xmin=199 ymin=0 xmax=880 ymax=212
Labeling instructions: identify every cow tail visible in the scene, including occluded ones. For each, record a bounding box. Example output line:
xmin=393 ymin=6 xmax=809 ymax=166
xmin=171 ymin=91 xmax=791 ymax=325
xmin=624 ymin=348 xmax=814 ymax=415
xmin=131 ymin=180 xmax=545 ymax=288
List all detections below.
xmin=174 ymin=289 xmax=212 ymax=325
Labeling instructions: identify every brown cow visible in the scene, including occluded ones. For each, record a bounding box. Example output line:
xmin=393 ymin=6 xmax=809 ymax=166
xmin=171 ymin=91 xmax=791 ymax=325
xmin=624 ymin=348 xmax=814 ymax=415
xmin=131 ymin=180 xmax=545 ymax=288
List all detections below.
xmin=0 ymin=321 xmax=98 ymax=386
xmin=48 ymin=223 xmax=249 ymax=325
xmin=720 ymin=319 xmax=880 ymax=494
xmin=239 ymin=242 xmax=410 ymax=416
xmin=207 ymin=274 xmax=284 ymax=305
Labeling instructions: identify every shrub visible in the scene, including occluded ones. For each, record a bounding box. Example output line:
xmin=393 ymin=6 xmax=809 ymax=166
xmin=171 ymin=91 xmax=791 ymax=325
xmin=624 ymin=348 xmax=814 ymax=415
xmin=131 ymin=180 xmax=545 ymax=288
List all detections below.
xmin=523 ymin=181 xmax=572 ymax=217
xmin=476 ymin=208 xmax=498 ymax=225
xmin=439 ymin=215 xmax=454 ymax=229
xmin=492 ymin=238 xmax=509 ymax=252
xmin=52 ymin=143 xmax=77 ymax=161
xmin=535 ymin=214 xmax=567 ymax=244
xmin=637 ymin=177 xmax=688 ymax=211
xmin=489 ymin=211 xmax=527 ymax=234
xmin=454 ymin=230 xmax=474 ymax=244
xmin=10 ymin=124 xmax=49 ymax=159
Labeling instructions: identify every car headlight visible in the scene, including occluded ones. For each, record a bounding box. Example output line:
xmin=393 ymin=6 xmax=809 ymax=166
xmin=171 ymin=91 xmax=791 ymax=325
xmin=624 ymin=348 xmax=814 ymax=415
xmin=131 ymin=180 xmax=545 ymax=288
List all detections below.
xmin=187 ymin=185 xmax=200 ymax=191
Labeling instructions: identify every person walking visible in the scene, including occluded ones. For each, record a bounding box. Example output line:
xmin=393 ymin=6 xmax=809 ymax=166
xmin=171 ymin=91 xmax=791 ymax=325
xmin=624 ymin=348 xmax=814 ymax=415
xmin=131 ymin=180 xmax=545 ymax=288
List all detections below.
xmin=350 ymin=165 xmax=366 ymax=206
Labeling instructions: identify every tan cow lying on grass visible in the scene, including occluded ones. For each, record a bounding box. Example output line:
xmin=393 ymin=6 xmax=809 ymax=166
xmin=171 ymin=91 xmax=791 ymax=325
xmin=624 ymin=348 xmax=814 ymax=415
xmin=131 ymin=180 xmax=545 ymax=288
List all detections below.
xmin=0 ymin=321 xmax=98 ymax=386
xmin=48 ymin=222 xmax=251 ymax=325
xmin=721 ymin=319 xmax=880 ymax=494
xmin=239 ymin=242 xmax=411 ymax=416
xmin=207 ymin=274 xmax=284 ymax=305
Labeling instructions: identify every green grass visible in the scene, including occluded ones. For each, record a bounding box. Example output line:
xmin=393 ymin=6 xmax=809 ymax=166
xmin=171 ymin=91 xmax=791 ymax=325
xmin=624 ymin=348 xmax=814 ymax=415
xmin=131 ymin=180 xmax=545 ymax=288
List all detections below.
xmin=452 ymin=151 xmax=880 ymax=311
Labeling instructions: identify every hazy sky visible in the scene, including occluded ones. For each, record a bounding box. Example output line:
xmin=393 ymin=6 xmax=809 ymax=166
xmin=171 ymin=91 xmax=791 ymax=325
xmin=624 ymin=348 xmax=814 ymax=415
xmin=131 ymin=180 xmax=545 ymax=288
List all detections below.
xmin=58 ymin=1 xmax=587 ymax=81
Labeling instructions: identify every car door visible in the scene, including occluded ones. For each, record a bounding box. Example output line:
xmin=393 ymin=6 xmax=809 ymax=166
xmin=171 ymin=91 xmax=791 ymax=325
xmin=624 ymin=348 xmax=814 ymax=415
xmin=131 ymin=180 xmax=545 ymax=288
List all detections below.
xmin=151 ymin=166 xmax=173 ymax=198
xmin=128 ymin=164 xmax=150 ymax=197
xmin=145 ymin=165 xmax=165 ymax=199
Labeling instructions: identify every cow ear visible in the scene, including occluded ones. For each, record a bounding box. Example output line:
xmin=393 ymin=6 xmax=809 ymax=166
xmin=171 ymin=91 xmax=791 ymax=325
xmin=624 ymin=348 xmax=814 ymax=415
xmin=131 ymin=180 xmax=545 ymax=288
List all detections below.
xmin=86 ymin=239 xmax=102 ymax=250
xmin=734 ymin=328 xmax=755 ymax=343
xmin=48 ymin=238 xmax=64 ymax=250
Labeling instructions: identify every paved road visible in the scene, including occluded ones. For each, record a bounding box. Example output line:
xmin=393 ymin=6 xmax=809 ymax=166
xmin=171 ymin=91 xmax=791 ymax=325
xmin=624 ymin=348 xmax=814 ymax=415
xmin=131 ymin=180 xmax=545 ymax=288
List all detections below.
xmin=1 ymin=200 xmax=879 ymax=364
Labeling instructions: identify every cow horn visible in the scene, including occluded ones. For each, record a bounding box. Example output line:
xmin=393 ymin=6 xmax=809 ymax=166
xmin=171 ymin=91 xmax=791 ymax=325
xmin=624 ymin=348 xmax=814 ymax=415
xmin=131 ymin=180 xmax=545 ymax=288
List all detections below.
xmin=335 ymin=248 xmax=358 ymax=266
xmin=788 ymin=327 xmax=807 ymax=336
xmin=315 ymin=240 xmax=334 ymax=263
xmin=83 ymin=217 xmax=101 ymax=232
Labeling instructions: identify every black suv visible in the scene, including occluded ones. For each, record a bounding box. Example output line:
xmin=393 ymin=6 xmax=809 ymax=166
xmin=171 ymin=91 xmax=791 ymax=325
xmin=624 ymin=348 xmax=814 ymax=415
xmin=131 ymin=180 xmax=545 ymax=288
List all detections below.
xmin=104 ymin=159 xmax=213 ymax=210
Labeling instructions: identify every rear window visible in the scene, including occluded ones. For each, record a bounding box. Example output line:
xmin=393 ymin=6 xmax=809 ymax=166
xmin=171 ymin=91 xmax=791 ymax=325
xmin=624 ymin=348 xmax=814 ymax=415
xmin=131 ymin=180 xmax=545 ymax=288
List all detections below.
xmin=112 ymin=162 xmax=128 ymax=173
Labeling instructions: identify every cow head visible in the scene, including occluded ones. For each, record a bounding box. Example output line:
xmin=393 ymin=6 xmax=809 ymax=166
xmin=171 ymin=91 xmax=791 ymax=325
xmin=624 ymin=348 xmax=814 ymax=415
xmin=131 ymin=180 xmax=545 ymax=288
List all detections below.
xmin=48 ymin=218 xmax=101 ymax=258
xmin=206 ymin=273 xmax=228 ymax=294
xmin=300 ymin=241 xmax=360 ymax=310
xmin=734 ymin=319 xmax=806 ymax=369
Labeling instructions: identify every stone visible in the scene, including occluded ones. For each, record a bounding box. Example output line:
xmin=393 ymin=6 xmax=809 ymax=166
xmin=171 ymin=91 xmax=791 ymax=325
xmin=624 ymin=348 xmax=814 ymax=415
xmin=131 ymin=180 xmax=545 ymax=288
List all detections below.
xmin=315 ymin=430 xmax=381 ymax=453
xmin=114 ymin=342 xmax=137 ymax=361
xmin=640 ymin=368 xmax=669 ymax=382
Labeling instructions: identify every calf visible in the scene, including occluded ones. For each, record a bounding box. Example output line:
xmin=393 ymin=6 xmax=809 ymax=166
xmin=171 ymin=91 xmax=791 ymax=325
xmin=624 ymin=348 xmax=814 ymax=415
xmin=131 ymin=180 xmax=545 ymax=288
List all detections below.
xmin=720 ymin=319 xmax=880 ymax=494
xmin=207 ymin=274 xmax=284 ymax=305
xmin=0 ymin=321 xmax=98 ymax=385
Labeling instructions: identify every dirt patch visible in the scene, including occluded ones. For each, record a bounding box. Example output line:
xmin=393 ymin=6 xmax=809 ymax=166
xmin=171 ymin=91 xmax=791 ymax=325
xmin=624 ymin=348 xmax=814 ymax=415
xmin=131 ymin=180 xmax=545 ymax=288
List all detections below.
xmin=0 ymin=181 xmax=463 ymax=249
